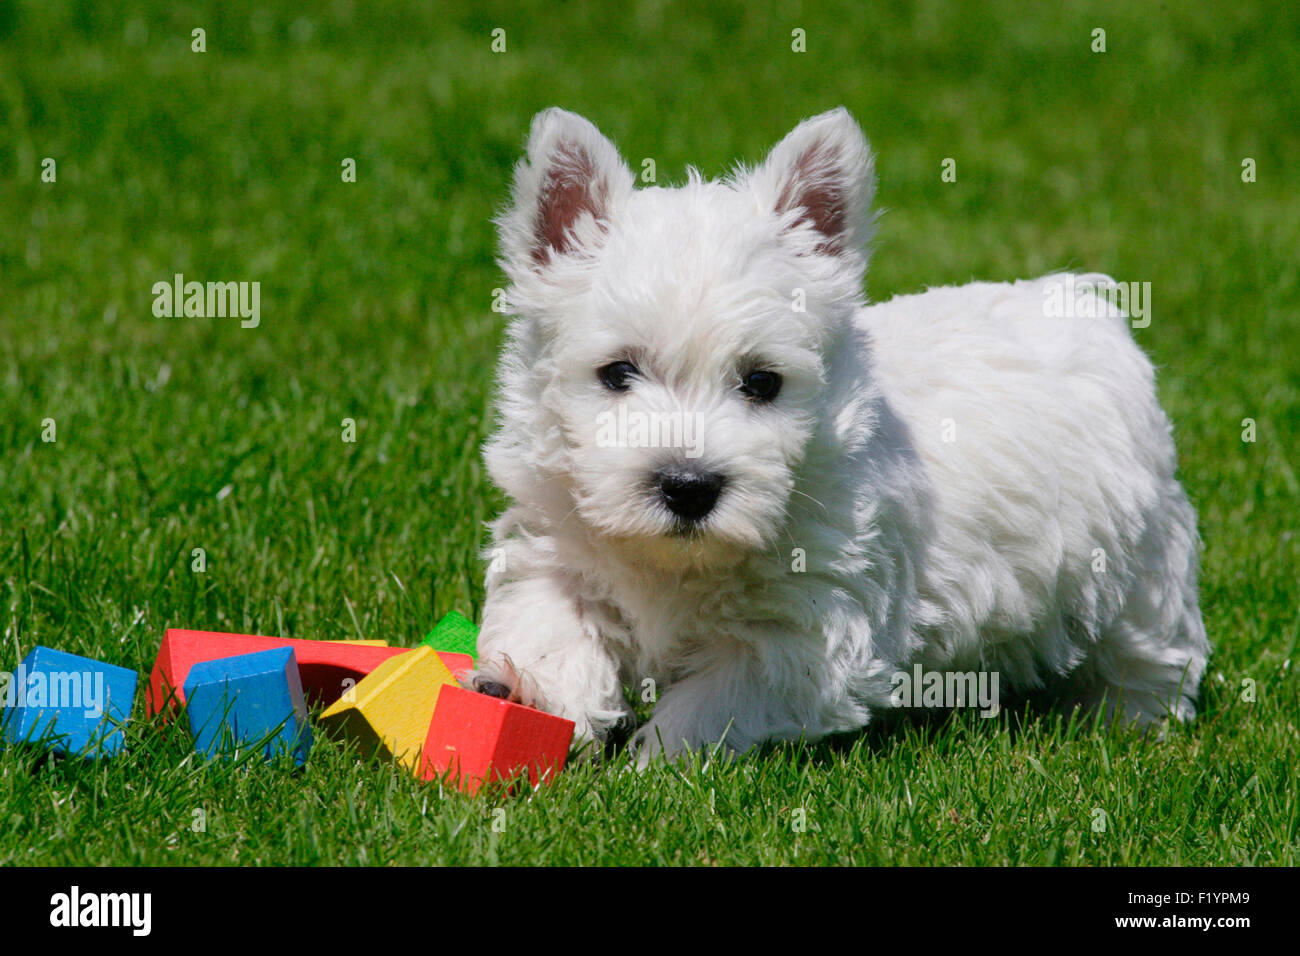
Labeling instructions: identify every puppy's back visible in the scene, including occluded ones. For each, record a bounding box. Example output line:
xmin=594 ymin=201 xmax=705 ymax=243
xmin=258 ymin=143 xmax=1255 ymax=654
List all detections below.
xmin=855 ymin=275 xmax=1194 ymax=691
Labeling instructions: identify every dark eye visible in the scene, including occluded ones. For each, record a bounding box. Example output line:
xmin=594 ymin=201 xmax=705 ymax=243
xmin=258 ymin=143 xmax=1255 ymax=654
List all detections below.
xmin=598 ymin=361 xmax=638 ymax=392
xmin=740 ymin=370 xmax=782 ymax=402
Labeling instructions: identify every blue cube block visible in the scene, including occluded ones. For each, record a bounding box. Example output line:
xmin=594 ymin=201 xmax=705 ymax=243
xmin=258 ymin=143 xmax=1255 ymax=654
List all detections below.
xmin=183 ymin=647 xmax=313 ymax=765
xmin=2 ymin=646 xmax=138 ymax=758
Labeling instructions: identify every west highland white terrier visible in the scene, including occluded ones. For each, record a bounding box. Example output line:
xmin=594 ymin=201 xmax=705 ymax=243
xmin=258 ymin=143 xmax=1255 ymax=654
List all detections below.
xmin=470 ymin=107 xmax=1209 ymax=761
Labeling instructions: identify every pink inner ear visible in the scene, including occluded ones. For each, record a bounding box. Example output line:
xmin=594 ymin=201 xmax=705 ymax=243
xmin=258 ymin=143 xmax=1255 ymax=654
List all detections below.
xmin=534 ymin=141 xmax=609 ymax=264
xmin=775 ymin=139 xmax=846 ymax=257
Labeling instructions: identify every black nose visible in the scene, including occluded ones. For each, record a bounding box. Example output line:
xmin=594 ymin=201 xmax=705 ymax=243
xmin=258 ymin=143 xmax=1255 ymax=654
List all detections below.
xmin=656 ymin=470 xmax=725 ymax=522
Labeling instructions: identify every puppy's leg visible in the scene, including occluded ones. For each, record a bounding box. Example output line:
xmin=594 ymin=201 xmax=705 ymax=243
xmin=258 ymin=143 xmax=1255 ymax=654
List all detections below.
xmin=1069 ymin=485 xmax=1209 ymax=728
xmin=631 ymin=648 xmax=810 ymax=764
xmin=474 ymin=573 xmax=631 ymax=751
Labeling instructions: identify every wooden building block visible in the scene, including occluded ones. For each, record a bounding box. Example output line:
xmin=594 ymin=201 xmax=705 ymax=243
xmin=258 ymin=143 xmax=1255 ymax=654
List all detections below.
xmin=183 ymin=647 xmax=313 ymax=765
xmin=2 ymin=646 xmax=138 ymax=758
xmin=146 ymin=629 xmax=473 ymax=716
xmin=419 ymin=685 xmax=575 ymax=795
xmin=420 ymin=611 xmax=479 ymax=661
xmin=319 ymin=646 xmax=459 ymax=769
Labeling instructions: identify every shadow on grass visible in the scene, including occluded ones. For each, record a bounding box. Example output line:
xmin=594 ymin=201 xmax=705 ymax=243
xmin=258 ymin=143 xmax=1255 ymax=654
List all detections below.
xmin=589 ymin=678 xmax=1175 ymax=777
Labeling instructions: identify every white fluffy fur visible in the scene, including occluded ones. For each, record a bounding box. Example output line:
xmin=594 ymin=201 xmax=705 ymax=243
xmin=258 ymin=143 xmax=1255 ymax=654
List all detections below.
xmin=474 ymin=107 xmax=1209 ymax=761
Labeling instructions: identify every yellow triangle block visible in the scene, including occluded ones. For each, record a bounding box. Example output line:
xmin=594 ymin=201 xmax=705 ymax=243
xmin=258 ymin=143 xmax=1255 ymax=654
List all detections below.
xmin=319 ymin=646 xmax=457 ymax=769
xmin=327 ymin=639 xmax=389 ymax=646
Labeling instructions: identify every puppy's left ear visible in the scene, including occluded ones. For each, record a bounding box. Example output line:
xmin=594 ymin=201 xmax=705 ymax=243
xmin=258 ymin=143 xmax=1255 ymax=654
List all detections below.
xmin=749 ymin=107 xmax=876 ymax=259
xmin=498 ymin=108 xmax=635 ymax=272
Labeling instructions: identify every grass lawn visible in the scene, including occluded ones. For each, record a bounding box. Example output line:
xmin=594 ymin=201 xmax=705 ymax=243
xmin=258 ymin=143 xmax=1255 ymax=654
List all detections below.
xmin=1 ymin=0 xmax=1296 ymax=865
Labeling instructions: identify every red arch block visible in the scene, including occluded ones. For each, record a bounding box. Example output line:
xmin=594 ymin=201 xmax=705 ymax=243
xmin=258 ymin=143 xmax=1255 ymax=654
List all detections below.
xmin=147 ymin=629 xmax=473 ymax=717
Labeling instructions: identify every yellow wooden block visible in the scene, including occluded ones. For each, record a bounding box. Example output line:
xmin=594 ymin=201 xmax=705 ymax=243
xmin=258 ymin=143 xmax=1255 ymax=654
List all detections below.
xmin=326 ymin=640 xmax=389 ymax=646
xmin=319 ymin=645 xmax=457 ymax=769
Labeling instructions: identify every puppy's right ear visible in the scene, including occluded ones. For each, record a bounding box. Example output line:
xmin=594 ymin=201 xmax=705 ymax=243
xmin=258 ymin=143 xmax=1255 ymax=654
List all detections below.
xmin=498 ymin=109 xmax=634 ymax=271
xmin=748 ymin=107 xmax=876 ymax=260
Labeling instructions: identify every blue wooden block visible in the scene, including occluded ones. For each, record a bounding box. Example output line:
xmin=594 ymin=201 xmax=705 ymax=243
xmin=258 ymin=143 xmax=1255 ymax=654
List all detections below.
xmin=2 ymin=646 xmax=138 ymax=758
xmin=183 ymin=646 xmax=313 ymax=765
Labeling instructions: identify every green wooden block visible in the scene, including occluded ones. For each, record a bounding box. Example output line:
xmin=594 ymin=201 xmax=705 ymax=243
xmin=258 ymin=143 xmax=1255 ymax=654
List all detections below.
xmin=420 ymin=611 xmax=478 ymax=660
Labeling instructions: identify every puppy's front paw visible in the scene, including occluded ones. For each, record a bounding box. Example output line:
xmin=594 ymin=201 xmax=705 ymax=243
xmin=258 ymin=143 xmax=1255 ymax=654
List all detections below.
xmin=628 ymin=721 xmax=699 ymax=768
xmin=471 ymin=676 xmax=514 ymax=700
xmin=630 ymin=700 xmax=749 ymax=768
xmin=463 ymin=655 xmax=624 ymax=759
xmin=463 ymin=655 xmax=539 ymax=707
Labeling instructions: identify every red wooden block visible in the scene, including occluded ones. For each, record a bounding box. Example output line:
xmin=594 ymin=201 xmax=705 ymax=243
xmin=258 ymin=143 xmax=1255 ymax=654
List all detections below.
xmin=419 ymin=685 xmax=575 ymax=794
xmin=147 ymin=629 xmax=474 ymax=717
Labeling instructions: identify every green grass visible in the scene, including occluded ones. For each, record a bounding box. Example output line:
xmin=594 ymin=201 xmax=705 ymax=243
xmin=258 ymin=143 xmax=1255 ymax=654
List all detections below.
xmin=1 ymin=0 xmax=1297 ymax=866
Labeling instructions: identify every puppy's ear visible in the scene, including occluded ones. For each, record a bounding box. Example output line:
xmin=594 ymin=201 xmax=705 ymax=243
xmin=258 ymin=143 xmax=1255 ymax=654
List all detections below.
xmin=749 ymin=107 xmax=876 ymax=258
xmin=499 ymin=108 xmax=634 ymax=269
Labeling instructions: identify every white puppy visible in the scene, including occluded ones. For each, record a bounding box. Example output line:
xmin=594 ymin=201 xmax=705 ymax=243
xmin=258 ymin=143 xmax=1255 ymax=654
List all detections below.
xmin=472 ymin=107 xmax=1209 ymax=761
